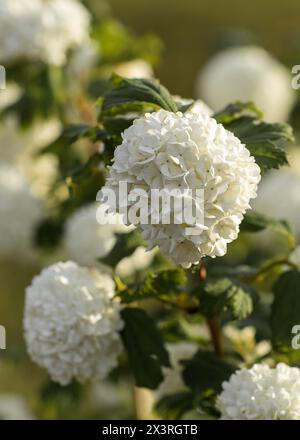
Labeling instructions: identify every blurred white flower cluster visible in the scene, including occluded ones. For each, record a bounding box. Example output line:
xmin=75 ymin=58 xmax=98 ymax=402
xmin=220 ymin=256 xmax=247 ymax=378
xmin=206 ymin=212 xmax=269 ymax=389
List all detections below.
xmin=197 ymin=46 xmax=295 ymax=122
xmin=217 ymin=363 xmax=300 ymax=420
xmin=189 ymin=100 xmax=213 ymax=116
xmin=104 ymin=109 xmax=261 ymax=267
xmin=0 ymin=115 xmax=61 ymax=197
xmin=24 ymin=261 xmax=123 ymax=385
xmin=0 ymin=83 xmax=21 ymax=111
xmin=0 ymin=115 xmax=60 ymax=165
xmin=115 ymin=246 xmax=157 ymax=278
xmin=112 ymin=59 xmax=153 ymax=79
xmin=0 ymin=0 xmax=91 ymax=66
xmin=254 ymin=149 xmax=300 ymax=239
xmin=67 ymin=41 xmax=99 ymax=84
xmin=157 ymin=342 xmax=198 ymax=398
xmin=0 ymin=164 xmax=44 ymax=260
xmin=0 ymin=394 xmax=34 ymax=420
xmin=64 ymin=203 xmax=131 ymax=266
xmin=224 ymin=325 xmax=271 ymax=365
xmin=64 ymin=203 xmax=156 ymax=276
xmin=290 ymin=245 xmax=300 ymax=268
xmin=173 ymin=96 xmax=213 ymax=117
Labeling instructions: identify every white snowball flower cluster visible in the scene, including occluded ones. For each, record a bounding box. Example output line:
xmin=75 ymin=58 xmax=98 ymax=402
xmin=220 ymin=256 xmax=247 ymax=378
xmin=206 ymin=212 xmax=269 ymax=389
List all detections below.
xmin=103 ymin=109 xmax=261 ymax=267
xmin=24 ymin=261 xmax=123 ymax=385
xmin=253 ymin=149 xmax=300 ymax=239
xmin=0 ymin=394 xmax=34 ymax=420
xmin=64 ymin=203 xmax=132 ymax=266
xmin=197 ymin=46 xmax=295 ymax=122
xmin=0 ymin=165 xmax=44 ymax=259
xmin=218 ymin=363 xmax=300 ymax=420
xmin=0 ymin=0 xmax=91 ymax=66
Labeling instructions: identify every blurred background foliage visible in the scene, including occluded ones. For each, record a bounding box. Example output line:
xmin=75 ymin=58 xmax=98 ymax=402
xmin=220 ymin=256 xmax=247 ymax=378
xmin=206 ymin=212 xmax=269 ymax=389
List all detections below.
xmin=105 ymin=0 xmax=300 ymax=97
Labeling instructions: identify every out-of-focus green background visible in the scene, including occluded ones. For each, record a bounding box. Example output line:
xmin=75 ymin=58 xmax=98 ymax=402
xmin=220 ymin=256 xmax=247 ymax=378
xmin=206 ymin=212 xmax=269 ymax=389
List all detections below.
xmin=107 ymin=0 xmax=300 ymax=96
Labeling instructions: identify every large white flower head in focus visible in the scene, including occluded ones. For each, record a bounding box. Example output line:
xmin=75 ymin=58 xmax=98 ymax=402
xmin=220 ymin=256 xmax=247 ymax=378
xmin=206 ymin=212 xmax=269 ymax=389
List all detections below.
xmin=0 ymin=165 xmax=44 ymax=259
xmin=24 ymin=261 xmax=123 ymax=385
xmin=0 ymin=0 xmax=91 ymax=66
xmin=217 ymin=363 xmax=300 ymax=420
xmin=64 ymin=203 xmax=132 ymax=266
xmin=197 ymin=46 xmax=295 ymax=122
xmin=103 ymin=109 xmax=261 ymax=267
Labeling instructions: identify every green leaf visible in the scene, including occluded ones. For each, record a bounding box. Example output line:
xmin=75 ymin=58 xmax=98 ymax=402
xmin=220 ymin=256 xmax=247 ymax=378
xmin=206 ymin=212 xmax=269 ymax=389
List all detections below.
xmin=120 ymin=308 xmax=170 ymax=389
xmin=101 ymin=75 xmax=178 ymax=115
xmin=214 ymin=101 xmax=263 ymax=123
xmin=41 ymin=124 xmax=93 ymax=156
xmin=101 ymin=114 xmax=135 ymax=136
xmin=155 ymin=392 xmax=195 ymax=420
xmin=1 ymin=62 xmax=64 ymax=127
xmin=62 ymin=124 xmax=94 ymax=143
xmin=149 ymin=267 xmax=188 ymax=295
xmin=41 ymin=381 xmax=82 ymax=404
xmin=117 ymin=267 xmax=198 ymax=311
xmin=182 ymin=350 xmax=236 ymax=393
xmin=99 ymin=230 xmax=145 ymax=268
xmin=230 ymin=286 xmax=253 ymax=320
xmin=173 ymin=97 xmax=195 ymax=113
xmin=67 ymin=153 xmax=105 ymax=206
xmin=271 ymin=270 xmax=300 ymax=351
xmin=241 ymin=211 xmax=295 ymax=248
xmin=38 ymin=124 xmax=96 ymax=178
xmin=199 ymin=278 xmax=254 ymax=320
xmin=214 ymin=102 xmax=294 ymax=171
xmin=34 ymin=217 xmax=64 ymax=250
xmin=39 ymin=380 xmax=83 ymax=418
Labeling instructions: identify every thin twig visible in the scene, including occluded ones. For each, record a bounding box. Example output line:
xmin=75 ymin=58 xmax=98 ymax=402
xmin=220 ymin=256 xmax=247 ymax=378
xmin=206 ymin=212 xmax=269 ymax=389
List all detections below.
xmin=241 ymin=258 xmax=298 ymax=283
xmin=198 ymin=263 xmax=224 ymax=358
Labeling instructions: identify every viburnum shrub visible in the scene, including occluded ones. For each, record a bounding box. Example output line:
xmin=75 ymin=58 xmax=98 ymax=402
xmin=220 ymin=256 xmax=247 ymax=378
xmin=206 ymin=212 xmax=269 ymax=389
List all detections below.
xmin=25 ymin=74 xmax=300 ymax=420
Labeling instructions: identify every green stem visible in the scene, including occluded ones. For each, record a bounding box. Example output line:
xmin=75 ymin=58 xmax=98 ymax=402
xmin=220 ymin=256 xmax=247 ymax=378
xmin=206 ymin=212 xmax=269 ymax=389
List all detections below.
xmin=242 ymin=258 xmax=298 ymax=283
